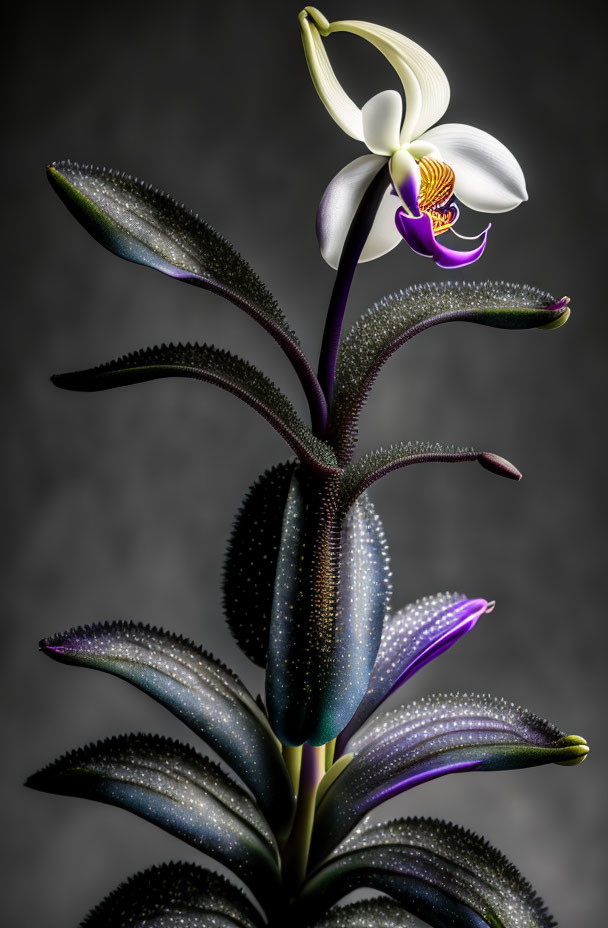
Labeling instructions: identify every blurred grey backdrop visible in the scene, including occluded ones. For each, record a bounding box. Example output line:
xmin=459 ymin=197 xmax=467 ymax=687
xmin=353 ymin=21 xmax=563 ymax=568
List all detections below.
xmin=3 ymin=0 xmax=606 ymax=923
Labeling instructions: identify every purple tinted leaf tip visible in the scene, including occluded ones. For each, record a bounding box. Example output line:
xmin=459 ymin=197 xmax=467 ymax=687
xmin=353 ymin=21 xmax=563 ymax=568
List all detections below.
xmin=386 ymin=598 xmax=490 ymax=698
xmin=540 ymin=296 xmax=571 ymax=330
xmin=479 ymin=452 xmax=522 ymax=480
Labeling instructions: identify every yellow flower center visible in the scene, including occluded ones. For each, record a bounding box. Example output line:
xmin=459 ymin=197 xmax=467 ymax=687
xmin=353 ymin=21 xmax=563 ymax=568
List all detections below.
xmin=417 ymin=157 xmax=458 ymax=235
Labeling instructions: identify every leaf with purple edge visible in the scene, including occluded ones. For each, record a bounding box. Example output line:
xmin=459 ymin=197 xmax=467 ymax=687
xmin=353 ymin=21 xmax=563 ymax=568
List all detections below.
xmin=336 ymin=593 xmax=491 ymax=754
xmin=299 ymin=817 xmax=559 ymax=928
xmin=311 ymin=693 xmax=588 ymax=864
xmin=51 ymin=343 xmax=339 ymax=477
xmin=47 ymin=161 xmax=327 ymax=430
xmin=80 ymin=862 xmax=264 ymax=928
xmin=340 ymin=442 xmax=521 ymax=509
xmin=26 ymin=734 xmax=282 ymax=912
xmin=330 ymin=281 xmax=571 ymax=463
xmin=41 ymin=622 xmax=294 ymax=838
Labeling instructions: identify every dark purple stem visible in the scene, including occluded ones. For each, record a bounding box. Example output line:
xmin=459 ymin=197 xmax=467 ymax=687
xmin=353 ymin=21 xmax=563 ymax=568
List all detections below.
xmin=317 ymin=163 xmax=392 ymax=414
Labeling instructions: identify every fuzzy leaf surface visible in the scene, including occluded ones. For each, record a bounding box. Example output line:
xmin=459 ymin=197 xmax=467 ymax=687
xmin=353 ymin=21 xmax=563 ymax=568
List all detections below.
xmin=52 ymin=343 xmax=338 ymax=475
xmin=313 ymin=898 xmax=420 ymax=927
xmin=27 ymin=734 xmax=281 ymax=909
xmin=331 ymin=282 xmax=570 ymax=461
xmin=223 ymin=461 xmax=295 ymax=666
xmin=341 ymin=443 xmax=520 ymax=507
xmin=301 ymin=817 xmax=558 ymax=928
xmin=46 ymin=161 xmax=327 ymax=429
xmin=41 ymin=622 xmax=294 ymax=837
xmin=81 ymin=862 xmax=264 ymax=928
xmin=336 ymin=594 xmax=490 ymax=753
xmin=313 ymin=694 xmax=587 ymax=862
xmin=266 ymin=472 xmax=391 ymax=746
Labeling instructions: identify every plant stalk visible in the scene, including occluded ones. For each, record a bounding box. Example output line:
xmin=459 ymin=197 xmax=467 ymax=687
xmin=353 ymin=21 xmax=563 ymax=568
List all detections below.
xmin=282 ymin=743 xmax=326 ymax=895
xmin=283 ymin=743 xmax=303 ymax=792
xmin=317 ymin=162 xmax=392 ymax=413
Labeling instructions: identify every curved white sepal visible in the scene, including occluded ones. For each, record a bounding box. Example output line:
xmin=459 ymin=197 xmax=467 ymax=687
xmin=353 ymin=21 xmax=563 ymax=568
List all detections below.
xmin=419 ymin=123 xmax=528 ymax=213
xmin=299 ymin=9 xmax=364 ymax=140
xmin=316 ymin=154 xmax=401 ymax=269
xmin=328 ymin=19 xmax=450 ymax=143
xmin=362 ymin=90 xmax=403 ymax=156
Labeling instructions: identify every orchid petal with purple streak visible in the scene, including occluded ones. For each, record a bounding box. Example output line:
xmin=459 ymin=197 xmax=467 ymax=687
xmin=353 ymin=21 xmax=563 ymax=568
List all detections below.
xmin=395 ymin=209 xmax=489 ymax=268
xmin=336 ymin=593 xmax=489 ymax=753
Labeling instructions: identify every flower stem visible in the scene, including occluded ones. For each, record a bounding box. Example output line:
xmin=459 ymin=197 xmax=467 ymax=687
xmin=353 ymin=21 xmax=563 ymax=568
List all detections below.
xmin=317 ymin=162 xmax=391 ymax=413
xmin=283 ymin=743 xmax=303 ymax=792
xmin=324 ymin=738 xmax=336 ymax=771
xmin=282 ymin=743 xmax=325 ymax=894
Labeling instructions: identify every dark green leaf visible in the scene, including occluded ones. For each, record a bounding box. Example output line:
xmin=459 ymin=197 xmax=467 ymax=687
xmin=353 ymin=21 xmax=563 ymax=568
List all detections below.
xmin=313 ymin=693 xmax=588 ymax=863
xmin=41 ymin=622 xmax=294 ymax=838
xmin=331 ymin=282 xmax=570 ymax=462
xmin=223 ymin=461 xmax=296 ymax=666
xmin=301 ymin=817 xmax=559 ymax=928
xmin=81 ymin=862 xmax=264 ymax=927
xmin=47 ymin=161 xmax=327 ymax=430
xmin=266 ymin=471 xmax=391 ymax=746
xmin=52 ymin=343 xmax=339 ymax=476
xmin=27 ymin=734 xmax=282 ymax=911
xmin=340 ymin=443 xmax=521 ymax=508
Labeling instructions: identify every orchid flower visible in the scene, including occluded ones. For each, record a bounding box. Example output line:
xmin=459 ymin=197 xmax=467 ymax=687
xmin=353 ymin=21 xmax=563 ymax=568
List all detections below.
xmin=300 ymin=6 xmax=528 ymax=269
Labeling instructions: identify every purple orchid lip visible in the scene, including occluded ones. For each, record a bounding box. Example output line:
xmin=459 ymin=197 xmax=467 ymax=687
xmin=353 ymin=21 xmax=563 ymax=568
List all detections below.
xmin=395 ymin=209 xmax=490 ymax=269
xmin=385 ymin=599 xmax=490 ymax=699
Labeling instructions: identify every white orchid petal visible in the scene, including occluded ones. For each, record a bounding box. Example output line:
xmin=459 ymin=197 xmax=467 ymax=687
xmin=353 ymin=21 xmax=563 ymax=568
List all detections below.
xmin=419 ymin=123 xmax=528 ymax=213
xmin=316 ymin=154 xmax=401 ymax=269
xmin=362 ymin=90 xmax=403 ymax=155
xmin=328 ymin=19 xmax=450 ymax=142
xmin=299 ymin=9 xmax=364 ymax=140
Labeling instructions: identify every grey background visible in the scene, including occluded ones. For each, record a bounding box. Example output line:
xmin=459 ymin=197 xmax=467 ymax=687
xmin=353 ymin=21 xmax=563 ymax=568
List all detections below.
xmin=3 ymin=0 xmax=605 ymax=923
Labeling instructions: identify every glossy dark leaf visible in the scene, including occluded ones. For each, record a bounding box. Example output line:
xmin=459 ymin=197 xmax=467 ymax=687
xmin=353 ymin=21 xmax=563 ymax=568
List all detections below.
xmin=313 ymin=694 xmax=588 ymax=862
xmin=52 ymin=343 xmax=339 ymax=476
xmin=27 ymin=734 xmax=282 ymax=911
xmin=336 ymin=594 xmax=490 ymax=753
xmin=41 ymin=622 xmax=294 ymax=837
xmin=313 ymin=898 xmax=420 ymax=927
xmin=266 ymin=471 xmax=391 ymax=746
xmin=341 ymin=443 xmax=520 ymax=508
xmin=223 ymin=461 xmax=295 ymax=666
xmin=81 ymin=862 xmax=264 ymax=927
xmin=331 ymin=282 xmax=570 ymax=462
xmin=301 ymin=817 xmax=559 ymax=928
xmin=47 ymin=161 xmax=326 ymax=429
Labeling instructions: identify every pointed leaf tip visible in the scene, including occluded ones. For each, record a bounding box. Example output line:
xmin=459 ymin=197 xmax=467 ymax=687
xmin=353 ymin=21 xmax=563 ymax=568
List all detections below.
xmin=540 ymin=297 xmax=571 ymax=330
xmin=40 ymin=621 xmax=295 ymax=836
xmin=50 ymin=343 xmax=338 ymax=476
xmin=479 ymin=452 xmax=522 ymax=480
xmin=314 ymin=692 xmax=587 ymax=862
xmin=46 ymin=160 xmax=328 ymax=429
xmin=26 ymin=733 xmax=281 ymax=910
